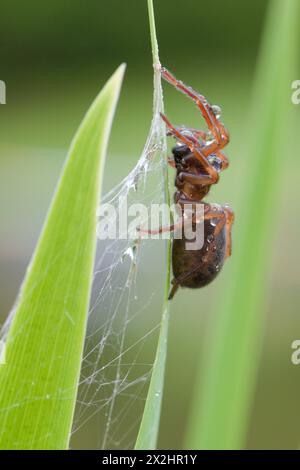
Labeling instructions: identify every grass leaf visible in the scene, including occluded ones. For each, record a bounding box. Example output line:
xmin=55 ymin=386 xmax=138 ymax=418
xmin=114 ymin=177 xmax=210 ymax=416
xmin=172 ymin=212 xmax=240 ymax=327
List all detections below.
xmin=0 ymin=64 xmax=125 ymax=450
xmin=185 ymin=0 xmax=298 ymax=449
xmin=135 ymin=0 xmax=170 ymax=450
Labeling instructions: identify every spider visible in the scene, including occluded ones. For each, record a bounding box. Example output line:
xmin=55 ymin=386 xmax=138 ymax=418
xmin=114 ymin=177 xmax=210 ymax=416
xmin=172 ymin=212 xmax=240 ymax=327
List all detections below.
xmin=140 ymin=67 xmax=234 ymax=299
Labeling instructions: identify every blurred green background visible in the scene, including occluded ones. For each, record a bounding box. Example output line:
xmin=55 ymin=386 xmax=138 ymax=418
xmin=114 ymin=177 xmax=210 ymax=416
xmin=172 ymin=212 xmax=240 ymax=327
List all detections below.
xmin=1 ymin=0 xmax=300 ymax=449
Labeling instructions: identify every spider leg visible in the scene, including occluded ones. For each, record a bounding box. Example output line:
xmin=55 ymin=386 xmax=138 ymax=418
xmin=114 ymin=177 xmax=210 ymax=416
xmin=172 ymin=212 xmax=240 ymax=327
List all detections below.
xmin=167 ymin=157 xmax=176 ymax=168
xmin=215 ymin=150 xmax=229 ymax=169
xmin=205 ymin=208 xmax=226 ymax=237
xmin=137 ymin=218 xmax=183 ymax=236
xmin=167 ymin=126 xmax=207 ymax=143
xmin=177 ymin=171 xmax=217 ymax=187
xmin=161 ymin=113 xmax=219 ymax=184
xmin=204 ymin=204 xmax=234 ymax=253
xmin=161 ymin=67 xmax=230 ymax=155
xmin=173 ymin=150 xmax=228 ymax=188
xmin=168 ymin=281 xmax=180 ymax=300
xmin=185 ymin=127 xmax=207 ymax=140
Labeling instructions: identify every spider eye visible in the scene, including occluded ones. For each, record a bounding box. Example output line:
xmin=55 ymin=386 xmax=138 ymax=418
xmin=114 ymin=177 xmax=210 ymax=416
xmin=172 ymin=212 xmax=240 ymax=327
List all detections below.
xmin=212 ymin=105 xmax=222 ymax=119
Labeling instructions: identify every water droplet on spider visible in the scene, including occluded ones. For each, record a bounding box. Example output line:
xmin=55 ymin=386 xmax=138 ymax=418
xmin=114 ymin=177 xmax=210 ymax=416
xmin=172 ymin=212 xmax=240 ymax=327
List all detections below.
xmin=181 ymin=129 xmax=194 ymax=139
xmin=207 ymin=234 xmax=214 ymax=243
xmin=212 ymin=104 xmax=222 ymax=119
xmin=212 ymin=245 xmax=217 ymax=252
xmin=210 ymin=219 xmax=218 ymax=227
xmin=208 ymin=154 xmax=222 ymax=172
xmin=206 ymin=130 xmax=213 ymax=140
xmin=215 ymin=264 xmax=220 ymax=272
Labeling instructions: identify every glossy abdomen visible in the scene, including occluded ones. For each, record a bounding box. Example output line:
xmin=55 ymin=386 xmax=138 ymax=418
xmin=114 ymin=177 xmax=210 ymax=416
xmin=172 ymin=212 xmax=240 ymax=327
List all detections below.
xmin=172 ymin=218 xmax=226 ymax=289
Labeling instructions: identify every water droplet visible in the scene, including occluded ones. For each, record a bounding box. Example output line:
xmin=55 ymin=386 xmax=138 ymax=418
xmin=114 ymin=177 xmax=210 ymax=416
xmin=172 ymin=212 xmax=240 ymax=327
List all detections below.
xmin=215 ymin=264 xmax=220 ymax=272
xmin=210 ymin=219 xmax=218 ymax=227
xmin=206 ymin=130 xmax=213 ymax=140
xmin=212 ymin=105 xmax=222 ymax=119
xmin=208 ymin=154 xmax=222 ymax=172
xmin=181 ymin=129 xmax=194 ymax=139
xmin=212 ymin=245 xmax=217 ymax=252
xmin=207 ymin=234 xmax=214 ymax=243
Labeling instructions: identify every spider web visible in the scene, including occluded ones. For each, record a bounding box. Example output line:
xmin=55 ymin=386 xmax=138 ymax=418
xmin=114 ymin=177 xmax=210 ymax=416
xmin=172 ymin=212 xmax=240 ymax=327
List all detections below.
xmin=70 ymin=68 xmax=169 ymax=449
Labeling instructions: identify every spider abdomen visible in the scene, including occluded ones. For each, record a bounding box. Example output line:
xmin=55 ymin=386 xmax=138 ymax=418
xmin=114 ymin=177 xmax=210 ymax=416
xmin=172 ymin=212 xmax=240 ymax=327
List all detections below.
xmin=172 ymin=218 xmax=226 ymax=289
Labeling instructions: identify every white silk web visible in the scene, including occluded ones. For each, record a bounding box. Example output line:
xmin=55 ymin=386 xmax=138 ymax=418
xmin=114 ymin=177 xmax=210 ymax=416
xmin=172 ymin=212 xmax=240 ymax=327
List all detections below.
xmin=70 ymin=68 xmax=169 ymax=449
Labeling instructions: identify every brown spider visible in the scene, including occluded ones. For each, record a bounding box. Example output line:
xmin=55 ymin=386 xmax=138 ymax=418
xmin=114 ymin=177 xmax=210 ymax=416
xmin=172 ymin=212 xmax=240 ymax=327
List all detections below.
xmin=140 ymin=67 xmax=234 ymax=299
xmin=162 ymin=67 xmax=235 ymax=299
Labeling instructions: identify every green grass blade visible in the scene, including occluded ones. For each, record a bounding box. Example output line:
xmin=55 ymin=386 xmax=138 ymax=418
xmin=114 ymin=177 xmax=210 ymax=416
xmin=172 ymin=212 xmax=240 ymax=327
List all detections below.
xmin=135 ymin=0 xmax=170 ymax=450
xmin=186 ymin=0 xmax=298 ymax=450
xmin=0 ymin=64 xmax=125 ymax=450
